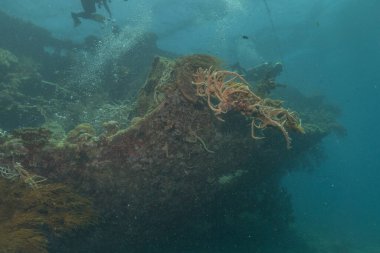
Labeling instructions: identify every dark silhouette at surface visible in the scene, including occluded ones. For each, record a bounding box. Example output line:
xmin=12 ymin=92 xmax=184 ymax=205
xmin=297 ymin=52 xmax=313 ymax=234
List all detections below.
xmin=71 ymin=0 xmax=112 ymax=27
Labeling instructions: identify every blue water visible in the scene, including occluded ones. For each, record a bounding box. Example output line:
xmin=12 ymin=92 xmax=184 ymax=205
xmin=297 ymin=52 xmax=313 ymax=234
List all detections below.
xmin=1 ymin=0 xmax=379 ymax=252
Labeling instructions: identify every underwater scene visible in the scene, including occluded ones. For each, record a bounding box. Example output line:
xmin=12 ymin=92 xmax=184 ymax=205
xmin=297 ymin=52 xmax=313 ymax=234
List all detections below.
xmin=0 ymin=0 xmax=379 ymax=252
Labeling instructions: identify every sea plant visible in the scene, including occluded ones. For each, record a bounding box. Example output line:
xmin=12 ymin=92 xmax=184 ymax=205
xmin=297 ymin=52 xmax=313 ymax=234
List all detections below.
xmin=193 ymin=67 xmax=304 ymax=148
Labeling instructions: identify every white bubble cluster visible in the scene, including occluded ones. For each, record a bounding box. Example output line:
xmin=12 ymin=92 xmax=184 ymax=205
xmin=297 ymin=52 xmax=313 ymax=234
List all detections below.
xmin=69 ymin=1 xmax=153 ymax=95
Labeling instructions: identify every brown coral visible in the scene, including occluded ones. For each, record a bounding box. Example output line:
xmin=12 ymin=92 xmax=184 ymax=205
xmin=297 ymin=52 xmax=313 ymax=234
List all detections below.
xmin=0 ymin=178 xmax=96 ymax=253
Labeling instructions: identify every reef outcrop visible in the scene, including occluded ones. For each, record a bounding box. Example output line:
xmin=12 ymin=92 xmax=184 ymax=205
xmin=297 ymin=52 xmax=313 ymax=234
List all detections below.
xmin=0 ymin=54 xmax=342 ymax=252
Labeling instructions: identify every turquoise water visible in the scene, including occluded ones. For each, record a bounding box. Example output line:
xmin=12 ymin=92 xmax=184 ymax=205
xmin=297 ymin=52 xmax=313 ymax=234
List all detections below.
xmin=1 ymin=1 xmax=379 ymax=252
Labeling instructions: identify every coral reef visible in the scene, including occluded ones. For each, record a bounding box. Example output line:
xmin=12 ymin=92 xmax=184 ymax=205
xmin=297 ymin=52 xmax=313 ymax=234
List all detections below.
xmin=0 ymin=33 xmax=170 ymax=132
xmin=192 ymin=66 xmax=303 ymax=148
xmin=0 ymin=11 xmax=167 ymax=132
xmin=248 ymin=62 xmax=286 ymax=97
xmin=0 ymin=178 xmax=95 ymax=253
xmin=0 ymin=48 xmax=18 ymax=78
xmin=0 ymin=10 xmax=75 ymax=68
xmin=0 ymin=14 xmax=344 ymax=250
xmin=0 ymin=162 xmax=47 ymax=189
xmin=0 ymin=48 xmax=58 ymax=130
xmin=0 ymin=54 xmax=342 ymax=252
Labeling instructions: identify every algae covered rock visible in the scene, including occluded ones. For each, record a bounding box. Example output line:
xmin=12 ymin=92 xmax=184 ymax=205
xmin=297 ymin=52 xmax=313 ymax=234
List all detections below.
xmin=0 ymin=178 xmax=96 ymax=253
xmin=0 ymin=54 xmax=342 ymax=252
xmin=0 ymin=48 xmax=18 ymax=79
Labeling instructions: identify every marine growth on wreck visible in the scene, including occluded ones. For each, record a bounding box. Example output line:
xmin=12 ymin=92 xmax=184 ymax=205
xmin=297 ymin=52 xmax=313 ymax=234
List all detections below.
xmin=0 ymin=9 xmax=343 ymax=253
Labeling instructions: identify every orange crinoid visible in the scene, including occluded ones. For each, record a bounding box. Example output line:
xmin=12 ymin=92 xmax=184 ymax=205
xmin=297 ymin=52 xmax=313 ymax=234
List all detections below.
xmin=193 ymin=67 xmax=303 ymax=149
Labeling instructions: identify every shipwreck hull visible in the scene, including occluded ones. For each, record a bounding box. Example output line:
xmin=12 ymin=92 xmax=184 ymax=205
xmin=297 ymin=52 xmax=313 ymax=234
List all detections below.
xmin=1 ymin=55 xmax=331 ymax=252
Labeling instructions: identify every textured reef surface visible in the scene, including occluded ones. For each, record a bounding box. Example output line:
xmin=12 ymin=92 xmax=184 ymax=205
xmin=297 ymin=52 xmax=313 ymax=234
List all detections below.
xmin=0 ymin=11 xmax=343 ymax=253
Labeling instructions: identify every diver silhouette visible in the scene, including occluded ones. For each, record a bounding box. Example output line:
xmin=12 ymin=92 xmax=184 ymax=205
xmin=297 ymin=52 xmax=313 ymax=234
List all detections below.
xmin=71 ymin=0 xmax=112 ymax=27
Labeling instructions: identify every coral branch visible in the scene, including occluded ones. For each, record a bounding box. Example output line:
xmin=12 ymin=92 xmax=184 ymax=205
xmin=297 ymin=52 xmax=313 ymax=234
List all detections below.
xmin=193 ymin=67 xmax=303 ymax=149
xmin=0 ymin=162 xmax=47 ymax=189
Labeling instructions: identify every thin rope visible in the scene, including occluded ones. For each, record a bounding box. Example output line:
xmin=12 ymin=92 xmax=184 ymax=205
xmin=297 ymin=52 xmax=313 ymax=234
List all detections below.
xmin=262 ymin=0 xmax=284 ymax=62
